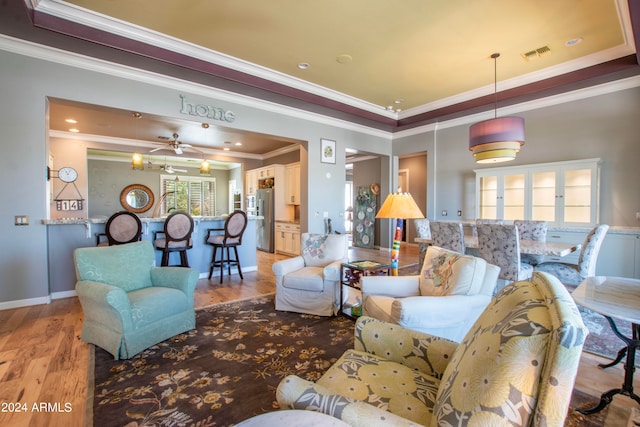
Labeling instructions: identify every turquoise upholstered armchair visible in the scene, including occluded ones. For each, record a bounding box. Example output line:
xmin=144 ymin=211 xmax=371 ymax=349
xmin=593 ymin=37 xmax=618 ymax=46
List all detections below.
xmin=74 ymin=241 xmax=199 ymax=359
xmin=277 ymin=272 xmax=587 ymax=426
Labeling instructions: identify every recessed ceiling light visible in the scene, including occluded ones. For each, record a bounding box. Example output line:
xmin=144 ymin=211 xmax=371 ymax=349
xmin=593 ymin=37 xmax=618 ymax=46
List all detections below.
xmin=394 ymin=99 xmax=403 ymax=104
xmin=65 ymin=118 xmax=77 ymax=124
xmin=336 ymin=54 xmax=352 ymax=64
xmin=235 ymin=142 xmax=242 ymax=146
xmin=69 ymin=128 xmax=80 ymax=133
xmin=565 ymin=37 xmax=583 ymax=47
xmin=297 ymin=62 xmax=310 ymax=70
xmin=223 ymin=147 xmax=230 ymax=151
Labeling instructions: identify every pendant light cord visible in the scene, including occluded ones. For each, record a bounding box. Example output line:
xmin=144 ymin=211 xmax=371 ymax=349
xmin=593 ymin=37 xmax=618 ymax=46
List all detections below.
xmin=492 ymin=53 xmax=500 ymax=119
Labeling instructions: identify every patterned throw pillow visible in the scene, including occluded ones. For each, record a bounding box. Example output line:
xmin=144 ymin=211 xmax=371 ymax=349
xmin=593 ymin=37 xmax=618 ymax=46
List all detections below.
xmin=301 ymin=234 xmax=329 ymax=267
xmin=422 ymin=252 xmax=461 ymax=296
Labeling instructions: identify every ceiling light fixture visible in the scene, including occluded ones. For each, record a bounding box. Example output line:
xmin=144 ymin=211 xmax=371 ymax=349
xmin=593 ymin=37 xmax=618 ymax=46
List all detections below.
xmin=65 ymin=118 xmax=77 ymax=124
xmin=469 ymin=53 xmax=525 ymax=164
xmin=200 ymin=159 xmax=210 ymax=176
xmin=297 ymin=62 xmax=310 ymax=70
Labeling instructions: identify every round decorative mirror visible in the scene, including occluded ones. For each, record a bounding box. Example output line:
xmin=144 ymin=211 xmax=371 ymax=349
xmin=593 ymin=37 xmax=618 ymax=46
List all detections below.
xmin=120 ymin=184 xmax=155 ymax=214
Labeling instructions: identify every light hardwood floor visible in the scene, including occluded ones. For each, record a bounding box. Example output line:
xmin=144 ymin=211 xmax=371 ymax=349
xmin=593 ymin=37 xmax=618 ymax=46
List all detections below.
xmin=0 ymin=244 xmax=636 ymax=426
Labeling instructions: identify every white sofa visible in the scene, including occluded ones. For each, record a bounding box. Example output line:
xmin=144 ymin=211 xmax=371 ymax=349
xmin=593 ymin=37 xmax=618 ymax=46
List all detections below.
xmin=362 ymin=245 xmax=500 ymax=342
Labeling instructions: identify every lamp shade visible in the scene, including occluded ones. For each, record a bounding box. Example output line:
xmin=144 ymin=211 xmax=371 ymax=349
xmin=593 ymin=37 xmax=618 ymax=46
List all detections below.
xmin=375 ymin=192 xmax=424 ymax=219
xmin=469 ymin=116 xmax=525 ymax=164
xmin=131 ymin=152 xmax=144 ymax=170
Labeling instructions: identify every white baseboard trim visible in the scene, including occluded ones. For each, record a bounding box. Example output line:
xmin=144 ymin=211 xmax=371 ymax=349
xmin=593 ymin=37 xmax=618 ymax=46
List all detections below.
xmin=0 ymin=295 xmax=51 ymax=311
xmin=198 ymin=265 xmax=258 ymax=279
xmin=51 ymin=290 xmax=78 ymax=300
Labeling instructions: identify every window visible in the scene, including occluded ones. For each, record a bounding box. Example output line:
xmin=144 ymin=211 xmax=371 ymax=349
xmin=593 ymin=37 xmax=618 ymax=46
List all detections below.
xmin=160 ymin=175 xmax=216 ymax=216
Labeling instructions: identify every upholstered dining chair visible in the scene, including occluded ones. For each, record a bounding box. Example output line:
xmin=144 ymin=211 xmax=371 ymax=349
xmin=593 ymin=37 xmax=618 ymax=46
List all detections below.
xmin=153 ymin=211 xmax=194 ymax=267
xmin=514 ymin=219 xmax=548 ymax=266
xmin=413 ymin=218 xmax=431 ymax=266
xmin=535 ymin=224 xmax=609 ymax=287
xmin=273 ymin=233 xmax=348 ymax=316
xmin=206 ymin=210 xmax=248 ymax=283
xmin=277 ymin=272 xmax=588 ymax=427
xmin=96 ymin=211 xmax=142 ymax=246
xmin=476 ymin=223 xmax=533 ymax=287
xmin=429 ymin=221 xmax=465 ymax=254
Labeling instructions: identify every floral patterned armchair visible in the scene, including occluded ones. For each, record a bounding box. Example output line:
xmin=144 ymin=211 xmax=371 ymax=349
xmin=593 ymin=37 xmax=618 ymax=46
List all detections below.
xmin=277 ymin=271 xmax=588 ymax=427
xmin=273 ymin=233 xmax=348 ymax=316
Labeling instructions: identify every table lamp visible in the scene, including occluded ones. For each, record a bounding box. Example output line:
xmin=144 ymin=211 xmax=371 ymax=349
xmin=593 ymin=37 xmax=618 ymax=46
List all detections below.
xmin=375 ymin=192 xmax=424 ymax=275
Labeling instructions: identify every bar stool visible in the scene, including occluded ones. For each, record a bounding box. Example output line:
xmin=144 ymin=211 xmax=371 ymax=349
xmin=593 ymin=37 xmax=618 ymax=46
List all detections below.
xmin=206 ymin=210 xmax=248 ymax=283
xmin=153 ymin=211 xmax=194 ymax=267
xmin=96 ymin=211 xmax=143 ymax=246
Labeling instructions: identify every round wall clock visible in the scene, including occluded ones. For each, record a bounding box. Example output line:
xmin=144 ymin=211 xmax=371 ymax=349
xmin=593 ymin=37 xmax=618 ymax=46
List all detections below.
xmin=58 ymin=166 xmax=78 ymax=183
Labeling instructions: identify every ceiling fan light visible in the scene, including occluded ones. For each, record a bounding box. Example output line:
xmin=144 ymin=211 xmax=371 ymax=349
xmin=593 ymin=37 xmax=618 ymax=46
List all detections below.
xmin=131 ymin=152 xmax=144 ymax=170
xmin=200 ymin=160 xmax=210 ymax=175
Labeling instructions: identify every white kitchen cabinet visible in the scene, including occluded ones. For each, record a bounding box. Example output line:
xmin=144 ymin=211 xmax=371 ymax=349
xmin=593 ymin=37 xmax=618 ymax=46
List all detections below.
xmin=275 ymin=222 xmax=300 ymax=256
xmin=285 ymin=162 xmax=300 ymax=205
xmin=245 ymin=169 xmax=257 ymax=195
xmin=476 ymin=158 xmax=600 ymax=227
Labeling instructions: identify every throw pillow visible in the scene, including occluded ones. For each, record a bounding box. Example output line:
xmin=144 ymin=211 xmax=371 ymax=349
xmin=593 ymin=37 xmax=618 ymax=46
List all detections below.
xmin=301 ymin=234 xmax=329 ymax=267
xmin=421 ymin=252 xmax=461 ymax=296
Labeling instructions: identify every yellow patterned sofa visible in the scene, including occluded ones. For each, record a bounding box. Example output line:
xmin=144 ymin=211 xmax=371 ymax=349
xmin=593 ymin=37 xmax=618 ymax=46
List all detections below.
xmin=277 ymin=271 xmax=588 ymax=426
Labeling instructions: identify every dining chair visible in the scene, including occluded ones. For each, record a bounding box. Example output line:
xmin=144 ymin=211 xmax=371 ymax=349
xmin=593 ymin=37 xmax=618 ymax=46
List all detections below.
xmin=514 ymin=219 xmax=548 ymax=266
xmin=535 ymin=224 xmax=609 ymax=287
xmin=153 ymin=211 xmax=194 ymax=267
xmin=476 ymin=223 xmax=533 ymax=286
xmin=413 ymin=218 xmax=431 ymax=266
xmin=96 ymin=211 xmax=142 ymax=246
xmin=429 ymin=221 xmax=465 ymax=254
xmin=206 ymin=210 xmax=248 ymax=283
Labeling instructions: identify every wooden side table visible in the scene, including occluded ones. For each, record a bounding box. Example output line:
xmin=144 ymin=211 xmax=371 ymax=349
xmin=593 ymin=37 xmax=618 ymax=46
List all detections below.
xmin=340 ymin=260 xmax=391 ymax=319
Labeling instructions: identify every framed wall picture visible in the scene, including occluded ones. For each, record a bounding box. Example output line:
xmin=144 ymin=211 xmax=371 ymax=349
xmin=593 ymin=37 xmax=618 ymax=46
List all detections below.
xmin=321 ymin=138 xmax=336 ymax=164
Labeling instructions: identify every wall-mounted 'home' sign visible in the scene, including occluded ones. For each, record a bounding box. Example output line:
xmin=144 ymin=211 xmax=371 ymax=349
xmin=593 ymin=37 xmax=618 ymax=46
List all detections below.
xmin=179 ymin=95 xmax=236 ymax=123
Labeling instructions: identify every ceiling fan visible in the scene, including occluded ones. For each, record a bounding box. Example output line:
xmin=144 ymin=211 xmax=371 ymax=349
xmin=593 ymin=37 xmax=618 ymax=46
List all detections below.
xmin=150 ymin=132 xmax=193 ymax=155
xmin=160 ymin=163 xmax=187 ymax=174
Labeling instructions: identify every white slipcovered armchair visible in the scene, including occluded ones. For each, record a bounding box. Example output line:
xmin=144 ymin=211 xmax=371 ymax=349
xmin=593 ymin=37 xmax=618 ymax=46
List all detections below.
xmin=362 ymin=245 xmax=500 ymax=342
xmin=273 ymin=233 xmax=348 ymax=316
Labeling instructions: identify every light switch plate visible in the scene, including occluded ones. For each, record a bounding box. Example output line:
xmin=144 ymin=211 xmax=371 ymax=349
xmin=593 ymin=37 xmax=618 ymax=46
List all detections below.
xmin=15 ymin=215 xmax=29 ymax=226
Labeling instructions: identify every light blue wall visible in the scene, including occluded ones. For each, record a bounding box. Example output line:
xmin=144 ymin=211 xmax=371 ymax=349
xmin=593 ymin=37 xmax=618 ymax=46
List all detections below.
xmin=0 ymin=42 xmax=392 ymax=306
xmin=1 ymin=38 xmax=639 ymax=307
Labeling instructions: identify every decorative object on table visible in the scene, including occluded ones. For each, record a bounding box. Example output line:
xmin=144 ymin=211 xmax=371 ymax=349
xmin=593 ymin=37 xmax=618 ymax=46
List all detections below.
xmin=535 ymin=224 xmax=609 ymax=286
xmin=277 ymin=272 xmax=588 ymax=427
xmin=74 ymin=241 xmax=198 ymax=360
xmin=320 ymin=138 xmax=336 ymax=164
xmin=353 ymin=186 xmax=376 ymax=248
xmin=206 ymin=210 xmax=248 ymax=283
xmin=469 ymin=53 xmax=525 ymax=164
xmin=95 ymin=210 xmax=143 ymax=246
xmin=361 ymin=245 xmax=499 ymax=342
xmin=273 ymin=233 xmax=348 ymax=316
xmin=375 ymin=192 xmax=424 ymax=275
xmin=92 ymin=295 xmax=354 ymax=426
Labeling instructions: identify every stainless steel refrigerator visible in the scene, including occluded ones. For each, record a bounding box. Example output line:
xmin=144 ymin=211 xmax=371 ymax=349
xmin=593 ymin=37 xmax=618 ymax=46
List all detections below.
xmin=256 ymin=188 xmax=274 ymax=252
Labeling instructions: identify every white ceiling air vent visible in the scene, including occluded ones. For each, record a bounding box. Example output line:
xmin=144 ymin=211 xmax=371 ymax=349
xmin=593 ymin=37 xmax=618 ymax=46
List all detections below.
xmin=521 ymin=45 xmax=551 ymax=61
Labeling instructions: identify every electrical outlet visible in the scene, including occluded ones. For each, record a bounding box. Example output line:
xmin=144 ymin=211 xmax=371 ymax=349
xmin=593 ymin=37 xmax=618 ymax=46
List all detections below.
xmin=441 ymin=210 xmax=447 ymax=216
xmin=457 ymin=210 xmax=462 ymax=216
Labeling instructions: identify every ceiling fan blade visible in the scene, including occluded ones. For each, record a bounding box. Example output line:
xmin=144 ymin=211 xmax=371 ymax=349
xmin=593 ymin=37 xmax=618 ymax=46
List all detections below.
xmin=180 ymin=143 xmax=193 ymax=148
xmin=174 ymin=147 xmax=183 ymax=155
xmin=149 ymin=147 xmax=164 ymax=153
xmin=173 ymin=168 xmax=188 ymax=173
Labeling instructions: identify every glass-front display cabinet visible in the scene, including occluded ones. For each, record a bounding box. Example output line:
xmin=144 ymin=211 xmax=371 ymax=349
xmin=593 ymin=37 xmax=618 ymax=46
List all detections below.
xmin=476 ymin=158 xmax=600 ymax=226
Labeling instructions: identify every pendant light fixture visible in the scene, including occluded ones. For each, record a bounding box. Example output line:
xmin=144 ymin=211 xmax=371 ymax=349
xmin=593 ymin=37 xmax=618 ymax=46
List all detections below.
xmin=131 ymin=152 xmax=144 ymax=170
xmin=469 ymin=53 xmax=525 ymax=164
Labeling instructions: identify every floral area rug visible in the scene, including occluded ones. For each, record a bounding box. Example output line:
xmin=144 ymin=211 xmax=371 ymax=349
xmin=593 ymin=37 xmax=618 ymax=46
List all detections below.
xmin=92 ymin=295 xmax=354 ymax=426
xmin=92 ymin=294 xmax=608 ymax=426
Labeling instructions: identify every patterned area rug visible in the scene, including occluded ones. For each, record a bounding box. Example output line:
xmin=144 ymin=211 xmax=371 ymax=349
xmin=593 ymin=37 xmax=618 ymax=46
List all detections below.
xmin=92 ymin=294 xmax=609 ymax=426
